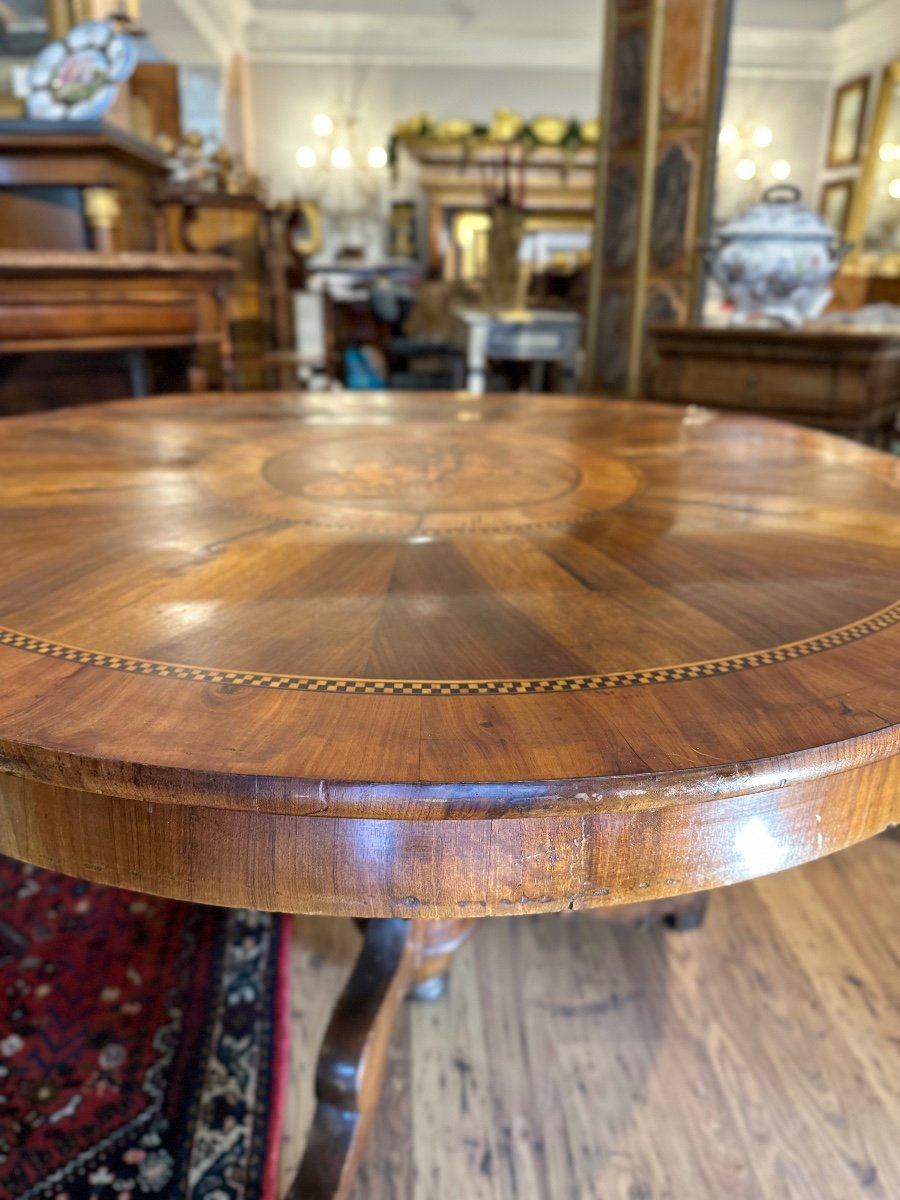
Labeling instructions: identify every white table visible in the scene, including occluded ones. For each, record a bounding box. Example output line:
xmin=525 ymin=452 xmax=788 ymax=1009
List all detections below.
xmin=454 ymin=308 xmax=583 ymax=395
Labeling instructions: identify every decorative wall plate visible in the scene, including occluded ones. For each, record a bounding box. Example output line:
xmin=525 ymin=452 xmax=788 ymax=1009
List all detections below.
xmin=26 ymin=20 xmax=138 ymax=122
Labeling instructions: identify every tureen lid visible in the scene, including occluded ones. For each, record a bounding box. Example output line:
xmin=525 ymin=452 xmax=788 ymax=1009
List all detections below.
xmin=719 ymin=184 xmax=836 ymax=241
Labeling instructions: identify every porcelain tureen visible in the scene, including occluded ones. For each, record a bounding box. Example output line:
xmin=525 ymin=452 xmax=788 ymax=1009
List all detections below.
xmin=705 ymin=185 xmax=849 ymax=327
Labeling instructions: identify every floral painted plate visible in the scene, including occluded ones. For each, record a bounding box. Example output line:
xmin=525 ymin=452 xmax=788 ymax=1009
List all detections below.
xmin=26 ymin=20 xmax=138 ymax=122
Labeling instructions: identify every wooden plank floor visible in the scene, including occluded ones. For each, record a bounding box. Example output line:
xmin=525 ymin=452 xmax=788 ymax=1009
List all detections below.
xmin=279 ymin=834 xmax=900 ymax=1199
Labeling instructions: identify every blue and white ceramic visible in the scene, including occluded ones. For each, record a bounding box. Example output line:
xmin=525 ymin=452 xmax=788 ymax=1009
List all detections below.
xmin=26 ymin=20 xmax=138 ymax=122
xmin=705 ymin=185 xmax=851 ymax=327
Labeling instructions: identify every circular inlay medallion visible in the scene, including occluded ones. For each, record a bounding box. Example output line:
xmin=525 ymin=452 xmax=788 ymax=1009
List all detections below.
xmin=199 ymin=424 xmax=642 ymax=534
xmin=263 ymin=431 xmax=581 ymax=511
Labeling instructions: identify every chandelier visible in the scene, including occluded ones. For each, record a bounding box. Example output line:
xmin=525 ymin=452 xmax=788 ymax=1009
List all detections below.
xmin=295 ymin=112 xmax=389 ymax=224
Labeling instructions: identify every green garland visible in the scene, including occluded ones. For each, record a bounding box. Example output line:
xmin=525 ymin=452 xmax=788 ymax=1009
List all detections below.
xmin=387 ymin=117 xmax=597 ymax=169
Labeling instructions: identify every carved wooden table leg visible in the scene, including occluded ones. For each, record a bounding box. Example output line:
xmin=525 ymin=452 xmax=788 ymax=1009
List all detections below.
xmin=289 ymin=917 xmax=477 ymax=1200
xmin=408 ymin=918 xmax=477 ymax=1001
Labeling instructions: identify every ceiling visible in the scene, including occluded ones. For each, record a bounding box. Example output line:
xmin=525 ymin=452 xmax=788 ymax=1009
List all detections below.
xmin=161 ymin=0 xmax=605 ymax=67
xmin=157 ymin=0 xmax=858 ymax=68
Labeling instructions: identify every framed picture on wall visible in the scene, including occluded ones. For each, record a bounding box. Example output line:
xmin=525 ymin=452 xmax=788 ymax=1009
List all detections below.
xmin=820 ymin=179 xmax=855 ymax=236
xmin=827 ymin=75 xmax=870 ymax=168
xmin=389 ymin=201 xmax=418 ymax=261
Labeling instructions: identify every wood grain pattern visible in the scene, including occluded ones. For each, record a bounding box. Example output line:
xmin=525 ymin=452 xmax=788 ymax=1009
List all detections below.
xmin=0 ymin=756 xmax=895 ymax=917
xmin=279 ymin=835 xmax=900 ymax=1199
xmin=0 ymin=391 xmax=896 ymax=917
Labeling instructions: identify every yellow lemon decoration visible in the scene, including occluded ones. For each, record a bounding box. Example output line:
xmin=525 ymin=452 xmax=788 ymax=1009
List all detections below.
xmin=581 ymin=118 xmax=601 ymax=144
xmin=435 ymin=119 xmax=474 ymax=142
xmin=532 ymin=116 xmax=568 ymax=145
xmin=490 ymin=108 xmax=525 ymax=142
xmin=393 ymin=113 xmax=430 ymax=139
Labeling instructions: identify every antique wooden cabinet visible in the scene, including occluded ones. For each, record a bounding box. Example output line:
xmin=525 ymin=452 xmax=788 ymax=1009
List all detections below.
xmin=0 ymin=250 xmax=236 ymax=413
xmin=0 ymin=120 xmax=167 ymax=253
xmin=161 ymin=191 xmax=308 ymax=390
xmin=647 ymin=324 xmax=900 ymax=446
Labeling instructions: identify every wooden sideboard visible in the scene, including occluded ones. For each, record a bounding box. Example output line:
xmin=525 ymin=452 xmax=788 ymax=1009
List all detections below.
xmin=0 ymin=250 xmax=236 ymax=414
xmin=647 ymin=324 xmax=900 ymax=446
xmin=0 ymin=120 xmax=167 ymax=253
xmin=160 ymin=191 xmax=312 ymax=390
xmin=830 ymin=273 xmax=900 ymax=310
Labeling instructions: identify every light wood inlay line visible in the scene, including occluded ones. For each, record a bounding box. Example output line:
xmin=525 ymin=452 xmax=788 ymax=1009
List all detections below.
xmin=0 ymin=599 xmax=898 ymax=695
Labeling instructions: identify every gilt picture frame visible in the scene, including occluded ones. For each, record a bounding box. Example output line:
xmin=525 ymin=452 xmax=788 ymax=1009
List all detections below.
xmin=819 ymin=179 xmax=854 ymax=237
xmin=844 ymin=58 xmax=900 ymax=265
xmin=389 ymin=201 xmax=419 ymax=261
xmin=827 ymin=75 xmax=870 ymax=168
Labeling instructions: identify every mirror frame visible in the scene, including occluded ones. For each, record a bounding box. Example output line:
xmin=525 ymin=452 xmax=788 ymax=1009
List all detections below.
xmin=844 ymin=58 xmax=900 ymax=274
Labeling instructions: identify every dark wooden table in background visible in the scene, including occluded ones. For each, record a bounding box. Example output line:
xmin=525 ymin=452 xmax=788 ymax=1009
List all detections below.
xmin=0 ymin=391 xmax=896 ymax=1198
xmin=647 ymin=323 xmax=900 ymax=447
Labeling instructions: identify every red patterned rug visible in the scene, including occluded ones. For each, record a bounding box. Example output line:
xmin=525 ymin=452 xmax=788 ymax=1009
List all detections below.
xmin=0 ymin=855 xmax=291 ymax=1200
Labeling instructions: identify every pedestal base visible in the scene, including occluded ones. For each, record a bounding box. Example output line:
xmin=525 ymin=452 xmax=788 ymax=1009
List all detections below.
xmin=288 ymin=900 xmax=707 ymax=1198
xmin=288 ymin=917 xmax=476 ymax=1200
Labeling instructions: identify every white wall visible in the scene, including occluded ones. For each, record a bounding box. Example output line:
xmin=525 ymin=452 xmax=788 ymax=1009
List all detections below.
xmin=242 ymin=0 xmax=604 ymax=71
xmin=732 ymin=0 xmax=844 ymax=29
xmin=714 ymin=0 xmax=900 ymax=225
xmin=715 ymin=76 xmax=832 ymax=221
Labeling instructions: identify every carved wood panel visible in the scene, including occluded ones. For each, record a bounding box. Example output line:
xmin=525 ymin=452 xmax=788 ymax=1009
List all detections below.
xmin=586 ymin=0 xmax=732 ymax=394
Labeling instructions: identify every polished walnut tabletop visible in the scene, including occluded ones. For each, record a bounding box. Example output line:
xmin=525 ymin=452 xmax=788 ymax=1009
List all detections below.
xmin=0 ymin=390 xmax=897 ymax=919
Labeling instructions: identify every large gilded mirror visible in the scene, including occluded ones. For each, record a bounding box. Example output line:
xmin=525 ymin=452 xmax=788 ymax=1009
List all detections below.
xmin=846 ymin=59 xmax=900 ymax=270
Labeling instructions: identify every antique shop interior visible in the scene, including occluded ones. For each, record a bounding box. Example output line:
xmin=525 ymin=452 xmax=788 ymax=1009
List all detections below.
xmin=0 ymin=1 xmax=898 ymax=1198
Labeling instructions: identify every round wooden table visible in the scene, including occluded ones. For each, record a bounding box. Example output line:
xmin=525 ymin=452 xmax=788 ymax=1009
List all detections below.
xmin=0 ymin=391 xmax=897 ymax=1198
